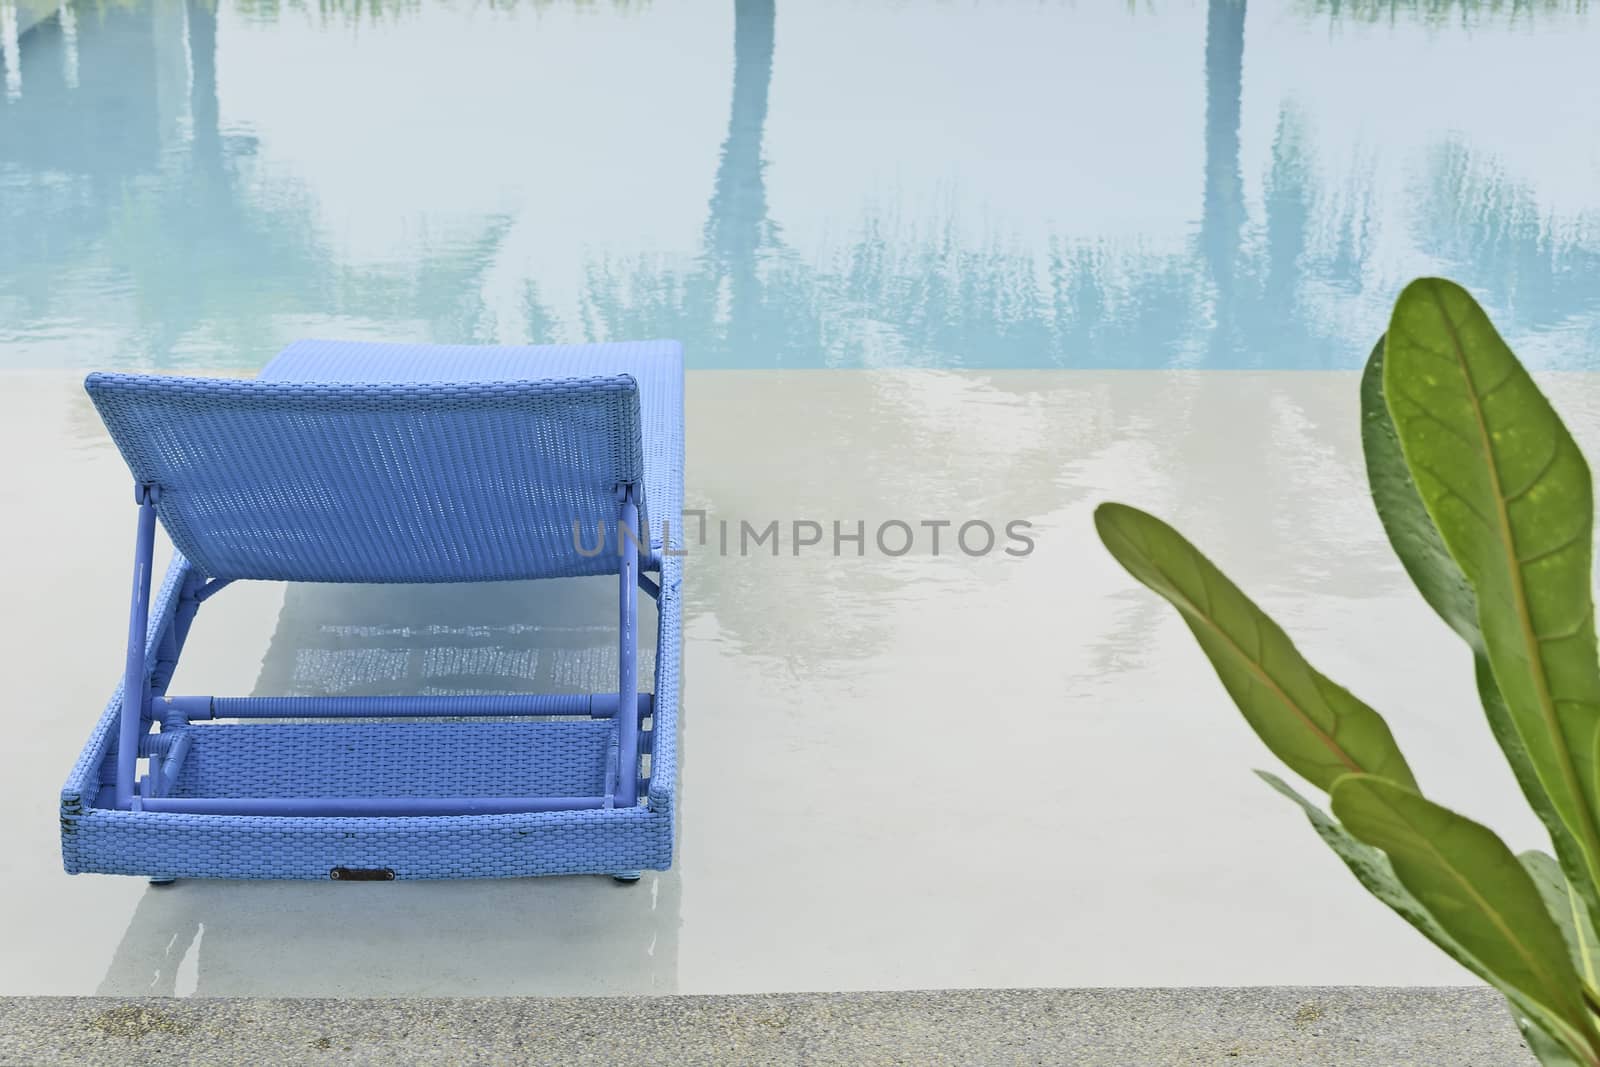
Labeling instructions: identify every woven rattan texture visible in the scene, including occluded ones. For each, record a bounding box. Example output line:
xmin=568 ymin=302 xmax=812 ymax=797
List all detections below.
xmin=86 ymin=371 xmax=644 ymax=584
xmin=62 ymin=340 xmax=683 ymax=880
xmin=166 ymin=721 xmax=614 ymax=798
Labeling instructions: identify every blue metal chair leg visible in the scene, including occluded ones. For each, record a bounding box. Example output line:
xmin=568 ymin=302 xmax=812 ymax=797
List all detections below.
xmin=149 ymin=876 xmax=177 ymax=886
xmin=612 ymin=871 xmax=641 ymax=884
xmin=117 ymin=486 xmax=160 ymax=813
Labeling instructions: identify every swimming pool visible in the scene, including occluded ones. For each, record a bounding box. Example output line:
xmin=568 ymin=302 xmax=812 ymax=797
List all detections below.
xmin=3 ymin=0 xmax=1599 ymax=997
xmin=4 ymin=0 xmax=1597 ymax=371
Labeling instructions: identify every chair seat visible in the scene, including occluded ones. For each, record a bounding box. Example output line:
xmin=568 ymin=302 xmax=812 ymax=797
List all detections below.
xmin=164 ymin=720 xmax=615 ymax=800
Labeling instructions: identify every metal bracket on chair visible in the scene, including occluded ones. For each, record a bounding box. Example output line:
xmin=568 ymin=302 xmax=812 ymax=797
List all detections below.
xmin=638 ymin=571 xmax=661 ymax=600
xmin=112 ymin=478 xmax=657 ymax=817
xmin=193 ymin=577 xmax=233 ymax=603
xmin=614 ymin=483 xmax=642 ymax=808
xmin=116 ymin=484 xmax=161 ymax=811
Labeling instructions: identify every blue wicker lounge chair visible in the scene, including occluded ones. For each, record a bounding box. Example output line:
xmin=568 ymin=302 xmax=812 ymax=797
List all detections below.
xmin=61 ymin=340 xmax=682 ymax=882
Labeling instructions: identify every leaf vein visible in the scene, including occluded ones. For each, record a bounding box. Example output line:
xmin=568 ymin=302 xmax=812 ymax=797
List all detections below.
xmin=1517 ymin=529 xmax=1587 ymax=568
xmin=1505 ymin=443 xmax=1563 ymax=505
xmin=1403 ymin=456 xmax=1498 ymax=530
xmin=1392 ymin=390 xmax=1484 ymax=453
xmin=1476 ymin=367 xmax=1520 ymax=404
xmin=1538 ymin=606 xmax=1596 ymax=645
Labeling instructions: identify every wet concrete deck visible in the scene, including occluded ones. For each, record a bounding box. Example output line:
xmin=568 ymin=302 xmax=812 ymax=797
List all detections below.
xmin=12 ymin=369 xmax=1600 ymax=996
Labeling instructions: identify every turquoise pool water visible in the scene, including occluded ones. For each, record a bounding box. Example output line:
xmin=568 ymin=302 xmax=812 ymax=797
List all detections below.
xmin=3 ymin=0 xmax=1597 ymax=370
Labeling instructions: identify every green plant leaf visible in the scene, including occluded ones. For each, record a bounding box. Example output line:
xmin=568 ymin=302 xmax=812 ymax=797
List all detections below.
xmin=1361 ymin=335 xmax=1481 ymax=647
xmin=1489 ymin=657 xmax=1600 ymax=946
xmin=1094 ymin=503 xmax=1416 ymax=792
xmin=1384 ymin=277 xmax=1600 ymax=897
xmin=1526 ymin=1024 xmax=1592 ymax=1067
xmin=1260 ymin=772 xmax=1596 ymax=1066
xmin=1331 ymin=774 xmax=1595 ymax=1054
xmin=1362 ymin=333 xmax=1600 ymax=947
xmin=1260 ymin=771 xmax=1493 ymax=966
xmin=1521 ymin=850 xmax=1600 ymax=992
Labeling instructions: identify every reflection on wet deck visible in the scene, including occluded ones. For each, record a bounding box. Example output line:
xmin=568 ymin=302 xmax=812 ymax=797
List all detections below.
xmin=98 ymin=564 xmax=677 ymax=997
xmin=4 ymin=367 xmax=1596 ymax=994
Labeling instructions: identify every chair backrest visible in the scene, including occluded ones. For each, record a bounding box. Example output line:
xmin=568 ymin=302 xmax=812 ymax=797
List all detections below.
xmin=86 ymin=372 xmax=647 ymax=583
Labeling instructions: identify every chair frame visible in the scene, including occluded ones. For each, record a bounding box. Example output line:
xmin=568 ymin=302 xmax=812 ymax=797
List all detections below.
xmin=62 ymin=341 xmax=682 ymax=882
xmin=110 ymin=481 xmax=659 ymax=820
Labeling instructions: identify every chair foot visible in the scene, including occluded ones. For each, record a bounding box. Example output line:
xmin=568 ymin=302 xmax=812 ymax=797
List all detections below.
xmin=148 ymin=877 xmax=178 ymax=886
xmin=611 ymin=871 xmax=642 ymax=884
